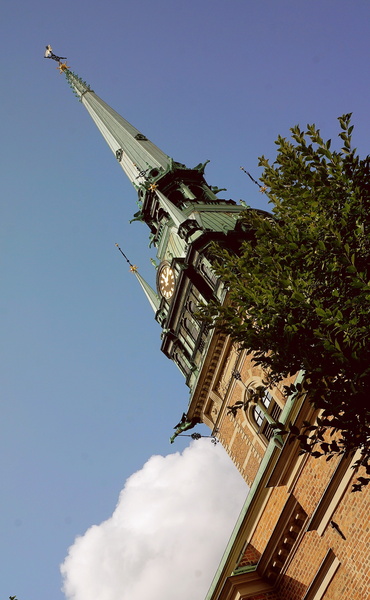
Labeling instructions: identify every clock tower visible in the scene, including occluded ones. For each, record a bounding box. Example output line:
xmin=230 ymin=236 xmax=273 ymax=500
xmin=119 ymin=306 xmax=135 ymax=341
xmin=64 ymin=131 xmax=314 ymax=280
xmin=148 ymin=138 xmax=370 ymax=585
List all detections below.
xmin=56 ymin=63 xmax=275 ymax=476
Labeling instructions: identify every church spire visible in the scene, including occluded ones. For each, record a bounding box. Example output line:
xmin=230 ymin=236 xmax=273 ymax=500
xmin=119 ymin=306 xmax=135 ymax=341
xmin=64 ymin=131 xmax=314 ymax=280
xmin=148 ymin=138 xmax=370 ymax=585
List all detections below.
xmin=51 ymin=54 xmax=245 ymax=395
xmin=64 ymin=69 xmax=171 ymax=190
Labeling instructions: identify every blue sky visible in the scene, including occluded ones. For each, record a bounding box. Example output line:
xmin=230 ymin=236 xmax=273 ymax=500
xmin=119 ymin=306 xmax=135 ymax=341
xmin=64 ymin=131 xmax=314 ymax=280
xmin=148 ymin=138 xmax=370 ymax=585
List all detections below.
xmin=1 ymin=2 xmax=369 ymax=600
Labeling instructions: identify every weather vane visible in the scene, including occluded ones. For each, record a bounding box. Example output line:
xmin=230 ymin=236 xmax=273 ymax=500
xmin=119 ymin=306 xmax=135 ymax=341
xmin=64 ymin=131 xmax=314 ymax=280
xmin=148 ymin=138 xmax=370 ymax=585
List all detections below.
xmin=44 ymin=44 xmax=70 ymax=73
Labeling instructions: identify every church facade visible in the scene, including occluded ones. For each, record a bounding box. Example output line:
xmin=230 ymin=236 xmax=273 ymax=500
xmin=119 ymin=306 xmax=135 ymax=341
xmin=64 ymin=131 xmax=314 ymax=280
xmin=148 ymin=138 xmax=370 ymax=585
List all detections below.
xmin=56 ymin=64 xmax=370 ymax=600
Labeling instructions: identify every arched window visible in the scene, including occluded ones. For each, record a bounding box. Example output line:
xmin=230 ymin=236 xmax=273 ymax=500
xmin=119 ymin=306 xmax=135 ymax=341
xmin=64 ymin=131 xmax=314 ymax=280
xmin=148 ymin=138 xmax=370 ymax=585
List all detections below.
xmin=187 ymin=300 xmax=198 ymax=316
xmin=251 ymin=388 xmax=282 ymax=441
xmin=253 ymin=389 xmax=272 ymax=425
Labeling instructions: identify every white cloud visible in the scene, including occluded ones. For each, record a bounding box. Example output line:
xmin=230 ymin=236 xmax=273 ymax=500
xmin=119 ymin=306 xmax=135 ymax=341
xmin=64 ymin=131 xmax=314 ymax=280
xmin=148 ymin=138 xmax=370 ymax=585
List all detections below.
xmin=61 ymin=440 xmax=247 ymax=600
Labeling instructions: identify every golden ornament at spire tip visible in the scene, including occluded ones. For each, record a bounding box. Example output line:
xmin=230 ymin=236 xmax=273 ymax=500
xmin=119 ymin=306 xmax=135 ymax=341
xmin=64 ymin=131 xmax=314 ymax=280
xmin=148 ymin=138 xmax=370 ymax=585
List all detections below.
xmin=57 ymin=62 xmax=70 ymax=74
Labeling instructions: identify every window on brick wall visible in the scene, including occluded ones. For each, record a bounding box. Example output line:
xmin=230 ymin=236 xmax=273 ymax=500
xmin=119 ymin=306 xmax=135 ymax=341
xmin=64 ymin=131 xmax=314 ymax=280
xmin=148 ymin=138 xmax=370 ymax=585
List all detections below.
xmin=252 ymin=389 xmax=282 ymax=441
xmin=253 ymin=405 xmax=265 ymax=427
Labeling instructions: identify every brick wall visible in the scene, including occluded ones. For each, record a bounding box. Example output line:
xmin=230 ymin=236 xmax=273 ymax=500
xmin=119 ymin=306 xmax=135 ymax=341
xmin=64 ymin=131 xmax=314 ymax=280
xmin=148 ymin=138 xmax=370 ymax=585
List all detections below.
xmin=218 ymin=410 xmax=265 ymax=486
xmin=209 ymin=344 xmax=370 ymax=599
xmin=247 ymin=593 xmax=282 ymax=600
xmin=276 ymin=461 xmax=369 ymax=599
xmin=215 ymin=354 xmax=294 ymax=486
xmin=232 ymin=447 xmax=370 ymax=599
xmin=250 ymin=487 xmax=289 ymax=554
xmin=293 ymin=451 xmax=340 ymax=517
xmin=237 ymin=543 xmax=261 ymax=568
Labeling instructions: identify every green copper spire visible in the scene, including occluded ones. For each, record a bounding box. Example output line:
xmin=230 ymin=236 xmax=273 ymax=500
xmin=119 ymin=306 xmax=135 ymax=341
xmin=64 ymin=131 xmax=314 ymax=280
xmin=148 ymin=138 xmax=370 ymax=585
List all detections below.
xmin=64 ymin=69 xmax=171 ymax=189
xmin=60 ymin=65 xmax=242 ymax=256
xmin=55 ymin=57 xmax=248 ymax=397
xmin=134 ymin=270 xmax=160 ymax=313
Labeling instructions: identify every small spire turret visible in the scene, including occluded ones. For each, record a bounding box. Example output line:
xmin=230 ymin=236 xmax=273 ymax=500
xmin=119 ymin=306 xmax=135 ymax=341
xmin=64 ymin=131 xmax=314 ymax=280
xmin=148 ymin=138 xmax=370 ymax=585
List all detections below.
xmin=115 ymin=245 xmax=160 ymax=313
xmin=154 ymin=189 xmax=186 ymax=228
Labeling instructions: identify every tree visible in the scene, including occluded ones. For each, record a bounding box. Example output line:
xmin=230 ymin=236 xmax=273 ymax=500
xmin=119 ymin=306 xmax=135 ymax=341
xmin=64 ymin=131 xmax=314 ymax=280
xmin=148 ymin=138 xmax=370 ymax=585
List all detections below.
xmin=201 ymin=114 xmax=370 ymax=489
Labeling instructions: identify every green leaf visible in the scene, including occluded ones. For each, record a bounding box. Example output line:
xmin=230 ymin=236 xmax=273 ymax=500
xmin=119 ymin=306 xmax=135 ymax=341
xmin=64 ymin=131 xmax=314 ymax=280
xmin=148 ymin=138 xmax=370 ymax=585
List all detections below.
xmin=289 ymin=423 xmax=300 ymax=436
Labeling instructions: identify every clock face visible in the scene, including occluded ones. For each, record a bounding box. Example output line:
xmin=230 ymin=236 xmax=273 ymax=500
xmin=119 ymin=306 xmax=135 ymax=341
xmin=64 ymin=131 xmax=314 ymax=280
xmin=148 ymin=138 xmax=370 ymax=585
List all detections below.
xmin=158 ymin=264 xmax=176 ymax=299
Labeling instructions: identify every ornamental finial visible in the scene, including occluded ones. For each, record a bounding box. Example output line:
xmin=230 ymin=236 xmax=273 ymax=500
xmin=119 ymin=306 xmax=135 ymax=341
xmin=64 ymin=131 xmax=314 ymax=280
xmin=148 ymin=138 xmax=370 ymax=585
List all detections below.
xmin=57 ymin=62 xmax=70 ymax=73
xmin=240 ymin=167 xmax=267 ymax=193
xmin=115 ymin=244 xmax=137 ymax=272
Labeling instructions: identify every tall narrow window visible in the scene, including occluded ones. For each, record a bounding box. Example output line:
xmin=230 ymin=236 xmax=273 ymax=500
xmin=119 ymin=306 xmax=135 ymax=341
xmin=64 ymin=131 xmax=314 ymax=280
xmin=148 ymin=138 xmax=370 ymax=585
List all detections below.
xmin=200 ymin=260 xmax=218 ymax=287
xmin=253 ymin=389 xmax=272 ymax=427
xmin=253 ymin=405 xmax=265 ymax=427
xmin=174 ymin=349 xmax=191 ymax=376
xmin=184 ymin=317 xmax=199 ymax=342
